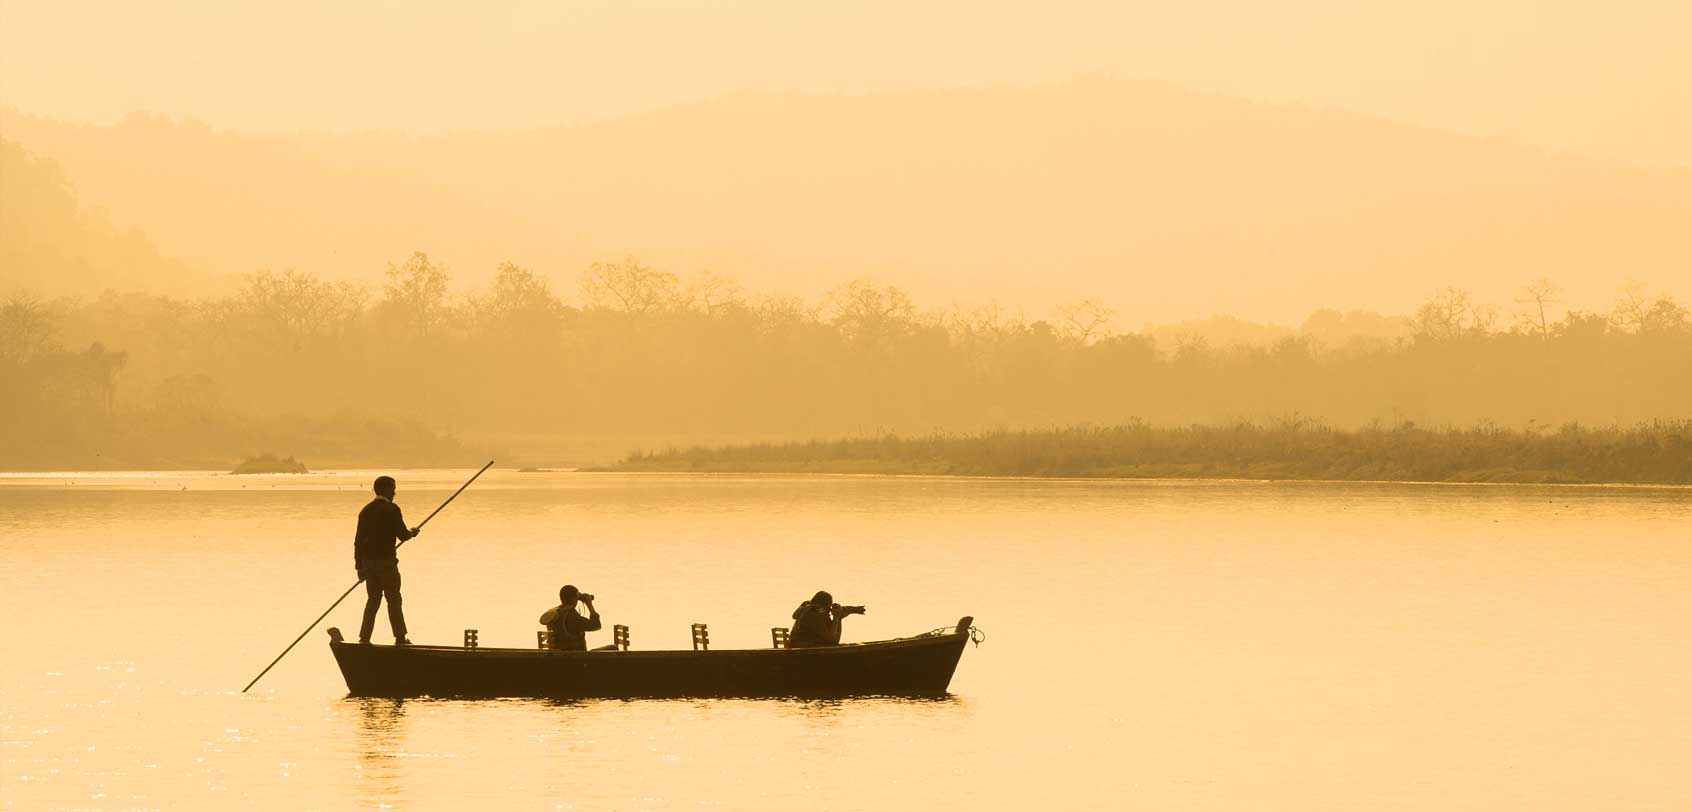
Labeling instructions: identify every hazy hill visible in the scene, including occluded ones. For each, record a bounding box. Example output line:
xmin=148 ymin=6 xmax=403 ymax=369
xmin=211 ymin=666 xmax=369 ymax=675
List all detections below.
xmin=0 ymin=112 xmax=554 ymax=297
xmin=0 ymin=139 xmax=216 ymax=297
xmin=6 ymin=79 xmax=1689 ymax=321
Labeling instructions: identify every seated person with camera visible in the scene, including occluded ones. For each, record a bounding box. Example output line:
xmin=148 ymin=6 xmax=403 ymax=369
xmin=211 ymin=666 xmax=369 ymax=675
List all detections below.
xmin=788 ymin=590 xmax=866 ymax=648
xmin=538 ymin=584 xmax=602 ymax=651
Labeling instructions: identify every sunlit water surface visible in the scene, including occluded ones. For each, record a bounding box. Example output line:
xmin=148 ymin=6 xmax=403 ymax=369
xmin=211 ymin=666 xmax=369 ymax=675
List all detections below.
xmin=2 ymin=470 xmax=1688 ymax=811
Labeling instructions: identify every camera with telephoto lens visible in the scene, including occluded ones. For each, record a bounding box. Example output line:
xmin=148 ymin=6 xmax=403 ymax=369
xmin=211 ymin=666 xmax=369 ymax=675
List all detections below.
xmin=834 ymin=604 xmax=866 ymax=615
xmin=578 ymin=592 xmax=595 ymax=603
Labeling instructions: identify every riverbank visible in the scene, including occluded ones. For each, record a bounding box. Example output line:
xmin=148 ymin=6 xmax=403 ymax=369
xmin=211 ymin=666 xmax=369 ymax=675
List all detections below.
xmin=0 ymin=412 xmax=483 ymax=472
xmin=606 ymin=421 xmax=1692 ymax=485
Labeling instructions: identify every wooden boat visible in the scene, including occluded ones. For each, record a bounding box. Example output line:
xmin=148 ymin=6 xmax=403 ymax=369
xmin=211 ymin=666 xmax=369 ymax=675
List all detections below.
xmin=326 ymin=617 xmax=979 ymax=699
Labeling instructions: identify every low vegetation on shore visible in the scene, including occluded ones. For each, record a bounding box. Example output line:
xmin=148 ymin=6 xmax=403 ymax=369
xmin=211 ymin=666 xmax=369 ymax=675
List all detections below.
xmin=611 ymin=421 xmax=1692 ymax=485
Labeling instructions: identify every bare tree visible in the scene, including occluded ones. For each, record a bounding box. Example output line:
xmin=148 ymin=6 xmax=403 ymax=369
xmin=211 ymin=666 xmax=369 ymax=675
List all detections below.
xmin=580 ymin=256 xmax=680 ymax=314
xmin=1513 ymin=278 xmax=1562 ymax=338
xmin=1611 ymin=281 xmax=1652 ymax=334
xmin=753 ymin=293 xmax=817 ymax=332
xmin=1412 ymin=287 xmax=1475 ymax=341
xmin=1057 ymin=299 xmax=1115 ymax=345
xmin=947 ymin=303 xmax=1016 ymax=343
xmin=683 ymin=270 xmax=744 ymax=316
xmin=1470 ymin=302 xmax=1499 ymax=335
xmin=826 ymin=278 xmax=916 ymax=342
xmin=236 ymin=269 xmax=367 ymax=350
xmin=1611 ymin=282 xmax=1689 ymax=335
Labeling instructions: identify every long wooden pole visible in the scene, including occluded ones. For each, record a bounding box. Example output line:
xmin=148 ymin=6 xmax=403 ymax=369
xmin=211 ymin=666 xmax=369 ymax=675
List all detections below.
xmin=241 ymin=460 xmax=496 ymax=693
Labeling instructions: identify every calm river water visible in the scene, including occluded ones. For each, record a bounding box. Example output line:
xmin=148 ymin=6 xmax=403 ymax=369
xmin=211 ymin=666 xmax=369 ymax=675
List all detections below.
xmin=2 ymin=470 xmax=1688 ymax=811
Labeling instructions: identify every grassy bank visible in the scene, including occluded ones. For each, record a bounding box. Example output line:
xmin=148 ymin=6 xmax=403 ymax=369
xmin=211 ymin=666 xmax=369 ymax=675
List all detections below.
xmin=609 ymin=421 xmax=1692 ymax=485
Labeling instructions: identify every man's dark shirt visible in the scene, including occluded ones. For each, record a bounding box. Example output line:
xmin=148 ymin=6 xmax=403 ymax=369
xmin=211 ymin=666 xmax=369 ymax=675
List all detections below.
xmin=354 ymin=496 xmax=414 ymax=564
xmin=540 ymin=604 xmax=602 ymax=651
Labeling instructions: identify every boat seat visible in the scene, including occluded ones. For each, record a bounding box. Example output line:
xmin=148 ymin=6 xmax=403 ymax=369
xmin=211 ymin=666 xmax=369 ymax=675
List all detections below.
xmin=463 ymin=629 xmax=479 ymax=650
xmin=691 ymin=623 xmax=709 ymax=651
xmin=613 ymin=624 xmax=630 ymax=650
xmin=771 ymin=628 xmax=790 ymax=649
xmin=536 ymin=630 xmax=551 ymax=649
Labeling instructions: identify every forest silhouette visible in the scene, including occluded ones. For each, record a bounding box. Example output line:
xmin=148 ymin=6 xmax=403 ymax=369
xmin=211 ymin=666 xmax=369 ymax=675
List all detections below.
xmin=3 ymin=250 xmax=1688 ymax=478
xmin=4 ymin=114 xmax=1689 ymax=478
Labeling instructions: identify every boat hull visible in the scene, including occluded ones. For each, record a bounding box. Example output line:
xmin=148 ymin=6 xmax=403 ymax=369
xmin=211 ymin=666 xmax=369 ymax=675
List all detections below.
xmin=326 ymin=622 xmax=974 ymax=699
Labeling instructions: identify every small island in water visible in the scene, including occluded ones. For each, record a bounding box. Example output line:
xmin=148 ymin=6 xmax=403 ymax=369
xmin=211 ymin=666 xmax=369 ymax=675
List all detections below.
xmin=230 ymin=454 xmax=309 ymax=475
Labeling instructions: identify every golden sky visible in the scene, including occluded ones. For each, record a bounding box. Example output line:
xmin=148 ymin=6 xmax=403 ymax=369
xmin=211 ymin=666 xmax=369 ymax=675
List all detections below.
xmin=3 ymin=0 xmax=1689 ymax=167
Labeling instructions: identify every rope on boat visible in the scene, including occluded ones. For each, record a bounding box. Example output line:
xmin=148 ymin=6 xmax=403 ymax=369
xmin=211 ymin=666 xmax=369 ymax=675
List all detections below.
xmin=922 ymin=625 xmax=986 ymax=646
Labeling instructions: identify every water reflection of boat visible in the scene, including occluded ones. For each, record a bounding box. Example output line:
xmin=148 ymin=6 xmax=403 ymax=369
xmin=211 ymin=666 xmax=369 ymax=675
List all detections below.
xmin=326 ymin=617 xmax=979 ymax=699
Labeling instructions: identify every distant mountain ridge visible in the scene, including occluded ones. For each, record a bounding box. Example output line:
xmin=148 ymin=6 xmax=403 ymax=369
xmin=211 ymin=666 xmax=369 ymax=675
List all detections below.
xmin=0 ymin=138 xmax=218 ymax=298
xmin=4 ymin=79 xmax=1688 ymax=321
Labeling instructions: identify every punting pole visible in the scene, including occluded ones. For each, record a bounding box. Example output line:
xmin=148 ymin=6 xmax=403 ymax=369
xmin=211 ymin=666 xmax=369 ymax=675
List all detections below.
xmin=240 ymin=460 xmax=496 ymax=693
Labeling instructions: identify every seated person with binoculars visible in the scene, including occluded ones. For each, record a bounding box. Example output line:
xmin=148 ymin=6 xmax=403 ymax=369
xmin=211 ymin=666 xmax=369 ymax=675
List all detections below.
xmin=538 ymin=584 xmax=602 ymax=651
xmin=788 ymin=590 xmax=866 ymax=648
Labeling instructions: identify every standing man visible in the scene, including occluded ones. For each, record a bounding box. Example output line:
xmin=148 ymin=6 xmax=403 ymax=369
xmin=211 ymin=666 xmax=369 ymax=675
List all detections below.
xmin=355 ymin=475 xmax=421 ymax=645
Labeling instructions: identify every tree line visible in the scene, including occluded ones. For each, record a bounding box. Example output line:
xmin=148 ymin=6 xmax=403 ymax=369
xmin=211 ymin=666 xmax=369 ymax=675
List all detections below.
xmin=2 ymin=254 xmax=1688 ymax=469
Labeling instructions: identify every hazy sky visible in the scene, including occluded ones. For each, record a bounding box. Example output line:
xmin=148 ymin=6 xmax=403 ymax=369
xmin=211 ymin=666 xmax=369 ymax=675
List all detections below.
xmin=3 ymin=0 xmax=1689 ymax=167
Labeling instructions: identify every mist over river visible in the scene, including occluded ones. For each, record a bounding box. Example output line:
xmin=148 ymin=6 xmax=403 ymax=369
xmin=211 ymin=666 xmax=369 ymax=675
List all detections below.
xmin=3 ymin=470 xmax=1688 ymax=811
